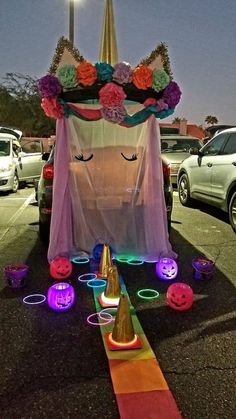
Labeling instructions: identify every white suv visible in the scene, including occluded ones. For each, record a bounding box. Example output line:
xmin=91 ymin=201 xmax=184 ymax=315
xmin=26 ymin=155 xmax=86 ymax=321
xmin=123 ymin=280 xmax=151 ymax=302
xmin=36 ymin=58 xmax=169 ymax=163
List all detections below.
xmin=0 ymin=127 xmax=45 ymax=193
xmin=177 ymin=127 xmax=236 ymax=233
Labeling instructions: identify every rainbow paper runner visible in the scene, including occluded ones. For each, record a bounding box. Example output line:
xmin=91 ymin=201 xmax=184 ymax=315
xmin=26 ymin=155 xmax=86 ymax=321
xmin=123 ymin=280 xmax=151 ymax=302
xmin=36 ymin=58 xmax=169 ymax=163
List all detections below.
xmin=91 ymin=268 xmax=182 ymax=419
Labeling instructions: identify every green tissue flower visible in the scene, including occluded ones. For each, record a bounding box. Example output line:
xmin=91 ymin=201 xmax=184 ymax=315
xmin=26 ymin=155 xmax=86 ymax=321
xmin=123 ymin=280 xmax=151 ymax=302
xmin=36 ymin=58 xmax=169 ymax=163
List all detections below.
xmin=58 ymin=64 xmax=77 ymax=88
xmin=152 ymin=69 xmax=170 ymax=93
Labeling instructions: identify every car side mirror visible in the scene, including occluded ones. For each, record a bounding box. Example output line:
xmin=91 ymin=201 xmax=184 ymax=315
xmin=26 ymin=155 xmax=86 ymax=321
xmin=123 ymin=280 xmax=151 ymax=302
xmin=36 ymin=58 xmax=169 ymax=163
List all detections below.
xmin=189 ymin=147 xmax=200 ymax=155
xmin=42 ymin=152 xmax=50 ymax=161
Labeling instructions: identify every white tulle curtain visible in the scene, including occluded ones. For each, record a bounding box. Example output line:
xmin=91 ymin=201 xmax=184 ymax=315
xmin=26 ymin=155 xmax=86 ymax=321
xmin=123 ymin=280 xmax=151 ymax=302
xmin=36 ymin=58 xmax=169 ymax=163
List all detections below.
xmin=48 ymin=104 xmax=176 ymax=262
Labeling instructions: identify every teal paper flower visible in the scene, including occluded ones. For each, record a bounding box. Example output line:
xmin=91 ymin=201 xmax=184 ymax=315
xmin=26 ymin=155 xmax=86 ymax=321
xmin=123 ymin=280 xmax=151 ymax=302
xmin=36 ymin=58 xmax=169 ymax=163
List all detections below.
xmin=95 ymin=62 xmax=114 ymax=82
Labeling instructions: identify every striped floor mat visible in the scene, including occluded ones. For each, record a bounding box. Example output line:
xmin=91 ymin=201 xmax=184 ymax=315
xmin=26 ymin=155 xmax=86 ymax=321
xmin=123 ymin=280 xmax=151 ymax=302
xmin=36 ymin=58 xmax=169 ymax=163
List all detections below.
xmin=92 ymin=271 xmax=182 ymax=419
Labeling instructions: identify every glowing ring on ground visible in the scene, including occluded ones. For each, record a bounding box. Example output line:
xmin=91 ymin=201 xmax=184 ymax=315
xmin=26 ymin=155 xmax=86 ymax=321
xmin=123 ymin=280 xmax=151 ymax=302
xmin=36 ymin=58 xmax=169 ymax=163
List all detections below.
xmin=99 ymin=307 xmax=117 ymax=321
xmin=72 ymin=256 xmax=90 ymax=264
xmin=144 ymin=258 xmax=159 ymax=263
xmin=115 ymin=256 xmax=130 ymax=263
xmin=87 ymin=279 xmax=106 ymax=288
xmin=137 ymin=289 xmax=160 ymax=300
xmin=87 ymin=312 xmax=113 ymax=326
xmin=23 ymin=294 xmax=46 ymax=305
xmin=127 ymin=259 xmax=144 ymax=265
xmin=78 ymin=273 xmax=97 ymax=283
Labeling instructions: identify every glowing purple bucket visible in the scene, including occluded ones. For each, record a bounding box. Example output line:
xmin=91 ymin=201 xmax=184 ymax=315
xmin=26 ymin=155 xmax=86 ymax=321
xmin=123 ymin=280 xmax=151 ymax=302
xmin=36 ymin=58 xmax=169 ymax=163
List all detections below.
xmin=4 ymin=264 xmax=29 ymax=289
xmin=47 ymin=282 xmax=75 ymax=311
xmin=192 ymin=257 xmax=214 ymax=280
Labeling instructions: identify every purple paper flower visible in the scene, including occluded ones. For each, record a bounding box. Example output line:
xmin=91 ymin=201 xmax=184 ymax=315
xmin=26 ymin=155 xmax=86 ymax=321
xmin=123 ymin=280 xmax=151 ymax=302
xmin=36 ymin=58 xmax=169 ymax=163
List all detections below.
xmin=163 ymin=81 xmax=182 ymax=108
xmin=38 ymin=75 xmax=62 ymax=98
xmin=112 ymin=62 xmax=133 ymax=85
xmin=156 ymin=99 xmax=169 ymax=112
xmin=101 ymin=105 xmax=127 ymax=124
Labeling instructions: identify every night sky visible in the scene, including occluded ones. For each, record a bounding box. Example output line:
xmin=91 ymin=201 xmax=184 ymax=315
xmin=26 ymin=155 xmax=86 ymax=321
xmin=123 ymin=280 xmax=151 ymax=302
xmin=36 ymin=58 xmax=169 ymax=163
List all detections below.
xmin=0 ymin=0 xmax=235 ymax=125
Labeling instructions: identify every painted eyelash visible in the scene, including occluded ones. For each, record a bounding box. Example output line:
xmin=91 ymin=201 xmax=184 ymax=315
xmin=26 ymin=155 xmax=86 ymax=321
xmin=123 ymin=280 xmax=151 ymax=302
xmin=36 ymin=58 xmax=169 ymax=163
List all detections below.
xmin=121 ymin=152 xmax=138 ymax=161
xmin=75 ymin=153 xmax=94 ymax=162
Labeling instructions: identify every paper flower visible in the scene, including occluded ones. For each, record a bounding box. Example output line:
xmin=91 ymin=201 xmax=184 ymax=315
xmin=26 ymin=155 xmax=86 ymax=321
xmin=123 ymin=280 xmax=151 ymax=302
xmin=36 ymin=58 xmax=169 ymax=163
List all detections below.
xmin=77 ymin=61 xmax=97 ymax=86
xmin=99 ymin=82 xmax=127 ymax=107
xmin=156 ymin=99 xmax=169 ymax=112
xmin=57 ymin=64 xmax=77 ymax=88
xmin=41 ymin=97 xmax=64 ymax=119
xmin=163 ymin=81 xmax=182 ymax=108
xmin=132 ymin=65 xmax=152 ymax=90
xmin=112 ymin=62 xmax=133 ymax=84
xmin=101 ymin=105 xmax=127 ymax=124
xmin=95 ymin=62 xmax=114 ymax=82
xmin=152 ymin=69 xmax=170 ymax=92
xmin=38 ymin=75 xmax=62 ymax=98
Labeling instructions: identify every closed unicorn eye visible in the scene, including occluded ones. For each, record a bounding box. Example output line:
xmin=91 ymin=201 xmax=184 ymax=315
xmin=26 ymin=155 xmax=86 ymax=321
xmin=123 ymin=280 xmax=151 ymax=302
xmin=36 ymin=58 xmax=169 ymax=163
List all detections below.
xmin=75 ymin=153 xmax=94 ymax=162
xmin=121 ymin=152 xmax=138 ymax=161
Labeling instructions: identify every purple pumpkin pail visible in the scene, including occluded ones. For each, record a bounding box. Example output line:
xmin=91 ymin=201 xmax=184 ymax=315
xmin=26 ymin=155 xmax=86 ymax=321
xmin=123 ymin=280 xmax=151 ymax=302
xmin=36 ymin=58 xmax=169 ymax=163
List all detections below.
xmin=4 ymin=264 xmax=29 ymax=289
xmin=192 ymin=257 xmax=214 ymax=280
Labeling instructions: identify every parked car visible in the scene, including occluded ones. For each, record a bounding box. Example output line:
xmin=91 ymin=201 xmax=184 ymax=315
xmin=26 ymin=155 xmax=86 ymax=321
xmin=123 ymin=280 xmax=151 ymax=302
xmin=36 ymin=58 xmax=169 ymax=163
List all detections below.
xmin=177 ymin=127 xmax=236 ymax=233
xmin=37 ymin=147 xmax=173 ymax=242
xmin=0 ymin=127 xmax=46 ymax=193
xmin=161 ymin=134 xmax=203 ymax=184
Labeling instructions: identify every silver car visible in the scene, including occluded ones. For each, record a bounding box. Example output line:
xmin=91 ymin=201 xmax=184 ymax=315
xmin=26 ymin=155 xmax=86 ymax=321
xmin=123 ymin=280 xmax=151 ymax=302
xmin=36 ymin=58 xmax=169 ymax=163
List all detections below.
xmin=161 ymin=134 xmax=203 ymax=184
xmin=177 ymin=127 xmax=236 ymax=232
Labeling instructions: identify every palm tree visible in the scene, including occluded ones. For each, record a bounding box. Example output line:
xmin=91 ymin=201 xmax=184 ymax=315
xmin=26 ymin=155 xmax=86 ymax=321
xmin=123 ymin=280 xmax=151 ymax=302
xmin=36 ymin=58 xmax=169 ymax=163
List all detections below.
xmin=172 ymin=117 xmax=181 ymax=123
xmin=205 ymin=115 xmax=218 ymax=125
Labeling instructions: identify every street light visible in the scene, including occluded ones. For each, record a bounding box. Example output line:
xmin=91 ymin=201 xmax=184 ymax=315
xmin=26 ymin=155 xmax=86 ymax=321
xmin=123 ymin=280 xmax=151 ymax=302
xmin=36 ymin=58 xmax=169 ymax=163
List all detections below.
xmin=69 ymin=0 xmax=74 ymax=45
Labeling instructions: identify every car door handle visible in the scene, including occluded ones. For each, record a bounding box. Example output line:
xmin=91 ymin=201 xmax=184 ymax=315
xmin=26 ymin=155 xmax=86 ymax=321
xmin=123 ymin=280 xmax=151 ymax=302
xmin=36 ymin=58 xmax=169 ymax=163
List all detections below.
xmin=207 ymin=163 xmax=212 ymax=167
xmin=232 ymin=162 xmax=236 ymax=166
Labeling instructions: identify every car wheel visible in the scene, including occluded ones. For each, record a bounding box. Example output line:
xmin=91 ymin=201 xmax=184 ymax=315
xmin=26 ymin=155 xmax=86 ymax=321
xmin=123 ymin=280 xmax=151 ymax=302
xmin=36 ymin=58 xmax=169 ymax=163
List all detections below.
xmin=229 ymin=190 xmax=236 ymax=233
xmin=12 ymin=172 xmax=19 ymax=193
xmin=178 ymin=173 xmax=192 ymax=206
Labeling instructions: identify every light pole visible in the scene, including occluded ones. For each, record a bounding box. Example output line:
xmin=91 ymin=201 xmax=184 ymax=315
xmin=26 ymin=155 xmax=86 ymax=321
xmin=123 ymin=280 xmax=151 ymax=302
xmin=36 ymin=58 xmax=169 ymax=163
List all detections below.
xmin=69 ymin=0 xmax=74 ymax=45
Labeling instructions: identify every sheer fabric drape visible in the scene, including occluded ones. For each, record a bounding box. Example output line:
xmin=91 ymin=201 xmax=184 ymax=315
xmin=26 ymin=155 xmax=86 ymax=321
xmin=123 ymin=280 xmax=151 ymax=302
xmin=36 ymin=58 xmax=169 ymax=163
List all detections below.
xmin=48 ymin=104 xmax=176 ymax=262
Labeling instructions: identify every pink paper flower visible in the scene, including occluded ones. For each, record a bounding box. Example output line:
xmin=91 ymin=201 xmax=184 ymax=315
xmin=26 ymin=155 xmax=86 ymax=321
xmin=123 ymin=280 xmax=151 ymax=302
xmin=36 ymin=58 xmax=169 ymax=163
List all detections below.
xmin=99 ymin=82 xmax=127 ymax=107
xmin=41 ymin=97 xmax=64 ymax=119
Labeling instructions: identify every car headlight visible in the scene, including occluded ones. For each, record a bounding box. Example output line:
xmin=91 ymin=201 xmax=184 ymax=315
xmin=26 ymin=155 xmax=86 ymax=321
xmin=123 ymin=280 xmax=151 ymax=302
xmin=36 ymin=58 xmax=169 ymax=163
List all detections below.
xmin=0 ymin=163 xmax=13 ymax=172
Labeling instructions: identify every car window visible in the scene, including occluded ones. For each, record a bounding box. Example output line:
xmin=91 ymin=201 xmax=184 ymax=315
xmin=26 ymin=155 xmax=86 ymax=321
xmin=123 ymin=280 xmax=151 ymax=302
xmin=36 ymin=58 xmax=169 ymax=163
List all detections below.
xmin=21 ymin=140 xmax=42 ymax=154
xmin=161 ymin=138 xmax=201 ymax=152
xmin=0 ymin=140 xmax=10 ymax=156
xmin=203 ymin=133 xmax=228 ymax=156
xmin=221 ymin=133 xmax=236 ymax=155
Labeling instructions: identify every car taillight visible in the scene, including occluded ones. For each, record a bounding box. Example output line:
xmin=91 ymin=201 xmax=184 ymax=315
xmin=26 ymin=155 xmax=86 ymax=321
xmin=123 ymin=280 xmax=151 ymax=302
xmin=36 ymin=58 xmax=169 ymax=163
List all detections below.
xmin=43 ymin=163 xmax=54 ymax=180
xmin=162 ymin=161 xmax=170 ymax=178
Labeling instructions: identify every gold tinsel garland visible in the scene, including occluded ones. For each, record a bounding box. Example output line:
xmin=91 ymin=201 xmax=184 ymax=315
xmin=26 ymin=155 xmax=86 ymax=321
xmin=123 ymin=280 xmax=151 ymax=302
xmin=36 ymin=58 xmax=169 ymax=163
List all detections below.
xmin=139 ymin=42 xmax=173 ymax=79
xmin=48 ymin=36 xmax=85 ymax=75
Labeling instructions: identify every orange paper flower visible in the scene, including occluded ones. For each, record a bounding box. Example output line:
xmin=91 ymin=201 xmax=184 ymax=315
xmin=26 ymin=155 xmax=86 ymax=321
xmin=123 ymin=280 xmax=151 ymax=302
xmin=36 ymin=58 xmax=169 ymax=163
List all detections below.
xmin=133 ymin=65 xmax=153 ymax=90
xmin=76 ymin=61 xmax=97 ymax=86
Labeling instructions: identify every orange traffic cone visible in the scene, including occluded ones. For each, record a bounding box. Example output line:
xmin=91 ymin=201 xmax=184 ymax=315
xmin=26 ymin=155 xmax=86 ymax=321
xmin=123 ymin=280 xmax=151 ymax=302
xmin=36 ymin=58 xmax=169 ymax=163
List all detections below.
xmin=98 ymin=243 xmax=112 ymax=278
xmin=98 ymin=265 xmax=121 ymax=307
xmin=105 ymin=265 xmax=121 ymax=298
xmin=105 ymin=294 xmax=142 ymax=350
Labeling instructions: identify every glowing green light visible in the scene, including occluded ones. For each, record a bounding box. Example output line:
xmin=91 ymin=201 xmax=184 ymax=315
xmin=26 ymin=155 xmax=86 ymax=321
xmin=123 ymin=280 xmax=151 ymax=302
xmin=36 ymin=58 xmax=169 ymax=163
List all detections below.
xmin=137 ymin=289 xmax=160 ymax=300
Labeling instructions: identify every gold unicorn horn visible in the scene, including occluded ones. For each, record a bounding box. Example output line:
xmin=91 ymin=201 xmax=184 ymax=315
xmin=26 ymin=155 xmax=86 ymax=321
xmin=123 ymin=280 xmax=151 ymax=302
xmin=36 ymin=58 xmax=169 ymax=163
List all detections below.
xmin=105 ymin=265 xmax=121 ymax=298
xmin=111 ymin=294 xmax=135 ymax=343
xmin=98 ymin=243 xmax=112 ymax=277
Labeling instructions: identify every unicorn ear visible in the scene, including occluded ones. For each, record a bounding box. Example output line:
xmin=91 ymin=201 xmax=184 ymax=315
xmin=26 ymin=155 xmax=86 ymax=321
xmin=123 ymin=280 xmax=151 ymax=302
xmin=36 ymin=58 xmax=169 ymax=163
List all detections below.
xmin=137 ymin=42 xmax=173 ymax=78
xmin=49 ymin=36 xmax=85 ymax=75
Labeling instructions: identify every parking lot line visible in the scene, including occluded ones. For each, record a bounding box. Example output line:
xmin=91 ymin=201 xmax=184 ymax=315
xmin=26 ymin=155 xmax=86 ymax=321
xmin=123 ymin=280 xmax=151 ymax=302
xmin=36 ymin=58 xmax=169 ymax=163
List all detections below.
xmin=0 ymin=192 xmax=35 ymax=241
